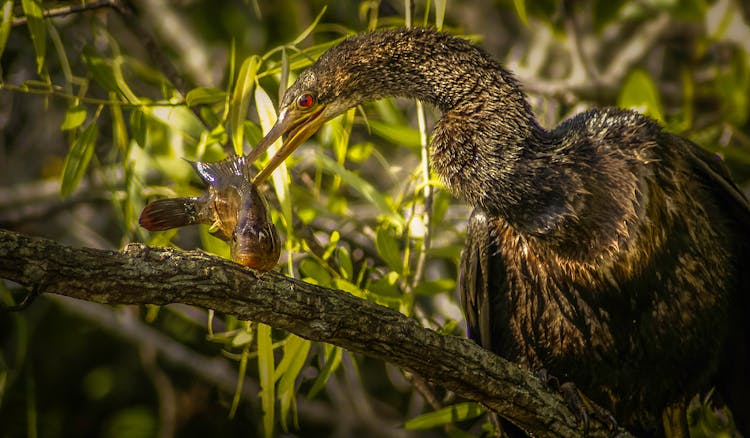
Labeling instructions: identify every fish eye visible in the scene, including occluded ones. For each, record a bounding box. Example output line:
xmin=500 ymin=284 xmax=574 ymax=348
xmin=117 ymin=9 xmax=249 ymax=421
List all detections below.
xmin=297 ymin=93 xmax=315 ymax=109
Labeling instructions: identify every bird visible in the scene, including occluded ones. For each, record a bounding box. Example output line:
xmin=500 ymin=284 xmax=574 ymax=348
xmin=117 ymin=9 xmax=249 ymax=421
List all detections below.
xmin=139 ymin=156 xmax=281 ymax=271
xmin=245 ymin=27 xmax=750 ymax=436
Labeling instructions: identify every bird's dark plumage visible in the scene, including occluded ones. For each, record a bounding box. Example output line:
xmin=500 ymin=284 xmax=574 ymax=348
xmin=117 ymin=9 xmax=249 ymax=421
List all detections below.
xmin=253 ymin=27 xmax=750 ymax=435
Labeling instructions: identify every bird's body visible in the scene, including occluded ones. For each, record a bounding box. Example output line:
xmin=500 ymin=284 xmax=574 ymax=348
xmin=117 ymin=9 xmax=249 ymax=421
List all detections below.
xmin=248 ymin=27 xmax=750 ymax=435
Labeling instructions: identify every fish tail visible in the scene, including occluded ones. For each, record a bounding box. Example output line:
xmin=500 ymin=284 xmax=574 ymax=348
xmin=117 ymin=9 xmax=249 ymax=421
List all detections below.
xmin=139 ymin=197 xmax=204 ymax=231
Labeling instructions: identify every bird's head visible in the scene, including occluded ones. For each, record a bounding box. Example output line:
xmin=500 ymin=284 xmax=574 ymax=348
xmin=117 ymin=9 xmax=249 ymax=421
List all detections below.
xmin=247 ymin=34 xmax=380 ymax=184
xmin=247 ymin=29 xmax=438 ymax=183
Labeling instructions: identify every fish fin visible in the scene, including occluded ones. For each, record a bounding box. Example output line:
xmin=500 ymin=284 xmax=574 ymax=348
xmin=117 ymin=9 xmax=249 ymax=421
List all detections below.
xmin=139 ymin=197 xmax=203 ymax=231
xmin=185 ymin=156 xmax=254 ymax=186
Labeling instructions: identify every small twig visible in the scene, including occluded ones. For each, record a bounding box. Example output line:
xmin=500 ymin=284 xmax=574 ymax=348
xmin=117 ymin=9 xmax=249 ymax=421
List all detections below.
xmin=11 ymin=0 xmax=113 ymax=27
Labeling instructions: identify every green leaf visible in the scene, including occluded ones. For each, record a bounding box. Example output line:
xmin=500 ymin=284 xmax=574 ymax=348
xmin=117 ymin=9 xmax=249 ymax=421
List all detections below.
xmin=257 ymin=323 xmax=275 ymax=438
xmin=307 ymin=345 xmax=342 ymax=399
xmin=434 ymin=0 xmax=446 ymax=30
xmin=411 ymin=278 xmax=457 ymax=296
xmin=82 ymin=48 xmax=120 ymax=94
xmin=143 ymin=105 xmax=205 ymax=142
xmin=0 ymin=0 xmax=13 ymax=60
xmin=21 ymin=0 xmax=45 ymax=74
xmin=512 ymin=0 xmax=528 ymax=26
xmin=60 ymin=120 xmax=99 ymax=197
xmin=231 ymin=330 xmax=254 ymax=348
xmin=186 ymin=87 xmax=227 ymax=106
xmin=290 ymin=6 xmax=327 ymax=46
xmin=60 ymin=105 xmax=87 ymax=131
xmin=130 ymin=109 xmax=147 ymax=148
xmin=299 ymin=258 xmax=332 ymax=286
xmin=316 ymin=153 xmax=404 ymax=228
xmin=276 ymin=335 xmax=311 ymax=432
xmin=404 ymin=402 xmax=486 ymax=430
xmin=617 ymin=69 xmax=664 ymax=123
xmin=368 ymin=119 xmax=422 ymax=150
xmin=336 ymin=246 xmax=354 ymax=280
xmin=230 ymin=55 xmax=260 ymax=155
xmin=376 ymin=225 xmax=403 ymax=274
xmin=255 ymin=85 xmax=293 ymax=230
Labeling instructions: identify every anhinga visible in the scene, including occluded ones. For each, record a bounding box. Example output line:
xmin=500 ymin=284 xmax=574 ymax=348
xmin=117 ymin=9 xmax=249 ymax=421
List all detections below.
xmin=246 ymin=28 xmax=749 ymax=435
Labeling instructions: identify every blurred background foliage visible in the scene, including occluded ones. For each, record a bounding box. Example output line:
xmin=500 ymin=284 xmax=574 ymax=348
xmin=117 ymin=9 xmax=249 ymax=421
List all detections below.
xmin=1 ymin=0 xmax=749 ymax=437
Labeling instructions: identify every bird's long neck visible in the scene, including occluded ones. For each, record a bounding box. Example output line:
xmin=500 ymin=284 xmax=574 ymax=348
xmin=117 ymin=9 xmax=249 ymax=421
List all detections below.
xmin=331 ymin=29 xmax=563 ymax=235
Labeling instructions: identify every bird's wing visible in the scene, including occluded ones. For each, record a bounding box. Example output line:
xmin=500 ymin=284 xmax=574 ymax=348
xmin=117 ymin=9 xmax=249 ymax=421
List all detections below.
xmin=458 ymin=209 xmax=508 ymax=352
xmin=674 ymin=134 xmax=750 ymax=431
xmin=674 ymin=134 xmax=750 ymax=228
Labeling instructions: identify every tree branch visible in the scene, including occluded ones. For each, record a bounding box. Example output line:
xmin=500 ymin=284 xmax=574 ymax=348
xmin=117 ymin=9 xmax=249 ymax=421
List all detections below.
xmin=0 ymin=228 xmax=631 ymax=437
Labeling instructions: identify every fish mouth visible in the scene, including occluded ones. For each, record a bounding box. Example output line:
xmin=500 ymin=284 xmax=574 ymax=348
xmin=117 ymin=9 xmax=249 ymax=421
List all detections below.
xmin=248 ymin=105 xmax=327 ymax=184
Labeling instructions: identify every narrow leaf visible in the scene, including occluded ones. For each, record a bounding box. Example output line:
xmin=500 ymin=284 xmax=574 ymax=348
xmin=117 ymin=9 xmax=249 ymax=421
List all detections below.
xmin=21 ymin=0 xmax=45 ymax=74
xmin=186 ymin=87 xmax=226 ymax=107
xmin=512 ymin=0 xmax=528 ymax=26
xmin=0 ymin=0 xmax=14 ymax=60
xmin=255 ymin=85 xmax=293 ymax=230
xmin=617 ymin=69 xmax=664 ymax=123
xmin=434 ymin=0 xmax=446 ymax=30
xmin=60 ymin=105 xmax=87 ymax=131
xmin=60 ymin=120 xmax=99 ymax=197
xmin=404 ymin=402 xmax=486 ymax=430
xmin=276 ymin=335 xmax=311 ymax=432
xmin=368 ymin=119 xmax=422 ymax=150
xmin=290 ymin=6 xmax=327 ymax=46
xmin=307 ymin=345 xmax=342 ymax=399
xmin=257 ymin=323 xmax=275 ymax=438
xmin=316 ymin=153 xmax=404 ymax=228
xmin=230 ymin=55 xmax=260 ymax=155
xmin=376 ymin=225 xmax=403 ymax=274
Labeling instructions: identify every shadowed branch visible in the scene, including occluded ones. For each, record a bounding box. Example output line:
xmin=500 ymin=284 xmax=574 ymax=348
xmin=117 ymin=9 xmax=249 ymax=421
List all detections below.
xmin=0 ymin=228 xmax=632 ymax=437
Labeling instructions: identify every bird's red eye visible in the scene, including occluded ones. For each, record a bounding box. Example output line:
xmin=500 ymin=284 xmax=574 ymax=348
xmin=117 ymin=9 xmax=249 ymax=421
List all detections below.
xmin=297 ymin=93 xmax=315 ymax=108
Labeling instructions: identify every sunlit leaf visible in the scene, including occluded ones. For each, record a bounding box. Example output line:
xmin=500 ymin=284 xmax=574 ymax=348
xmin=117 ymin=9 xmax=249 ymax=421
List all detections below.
xmin=376 ymin=225 xmax=403 ymax=274
xmin=257 ymin=323 xmax=275 ymax=438
xmin=617 ymin=69 xmax=664 ymax=123
xmin=130 ymin=109 xmax=147 ymax=148
xmin=0 ymin=1 xmax=13 ymax=61
xmin=434 ymin=0 xmax=446 ymax=29
xmin=316 ymin=153 xmax=404 ymax=228
xmin=21 ymin=0 xmax=45 ymax=74
xmin=512 ymin=0 xmax=528 ymax=26
xmin=199 ymin=225 xmax=231 ymax=260
xmin=230 ymin=55 xmax=260 ymax=155
xmin=60 ymin=105 xmax=87 ymax=131
xmin=82 ymin=48 xmax=120 ymax=94
xmin=404 ymin=402 xmax=486 ymax=430
xmin=299 ymin=258 xmax=332 ymax=286
xmin=307 ymin=345 xmax=342 ymax=398
xmin=290 ymin=6 xmax=327 ymax=46
xmin=231 ymin=330 xmax=254 ymax=348
xmin=144 ymin=105 xmax=205 ymax=142
xmin=336 ymin=246 xmax=353 ymax=280
xmin=368 ymin=119 xmax=422 ymax=150
xmin=255 ymin=85 xmax=293 ymax=231
xmin=276 ymin=335 xmax=311 ymax=432
xmin=411 ymin=278 xmax=456 ymax=296
xmin=60 ymin=120 xmax=99 ymax=197
xmin=186 ymin=87 xmax=227 ymax=106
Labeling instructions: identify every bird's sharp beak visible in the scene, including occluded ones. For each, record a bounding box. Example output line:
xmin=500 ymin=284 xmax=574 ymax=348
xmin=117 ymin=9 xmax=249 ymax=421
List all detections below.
xmin=249 ymin=106 xmax=327 ymax=184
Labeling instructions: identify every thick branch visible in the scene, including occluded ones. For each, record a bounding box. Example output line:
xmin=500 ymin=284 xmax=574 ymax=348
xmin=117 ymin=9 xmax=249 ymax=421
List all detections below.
xmin=0 ymin=229 xmax=631 ymax=437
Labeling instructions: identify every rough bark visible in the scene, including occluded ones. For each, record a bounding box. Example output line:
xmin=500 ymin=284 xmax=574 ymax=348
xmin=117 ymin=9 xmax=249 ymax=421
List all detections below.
xmin=0 ymin=228 xmax=631 ymax=437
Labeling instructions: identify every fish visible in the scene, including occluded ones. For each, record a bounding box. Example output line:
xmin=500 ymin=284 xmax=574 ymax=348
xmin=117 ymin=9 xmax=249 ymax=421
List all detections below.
xmin=138 ymin=155 xmax=281 ymax=271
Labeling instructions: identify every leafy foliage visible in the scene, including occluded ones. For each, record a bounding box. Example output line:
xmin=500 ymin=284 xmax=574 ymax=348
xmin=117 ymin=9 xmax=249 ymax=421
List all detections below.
xmin=1 ymin=0 xmax=749 ymax=436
